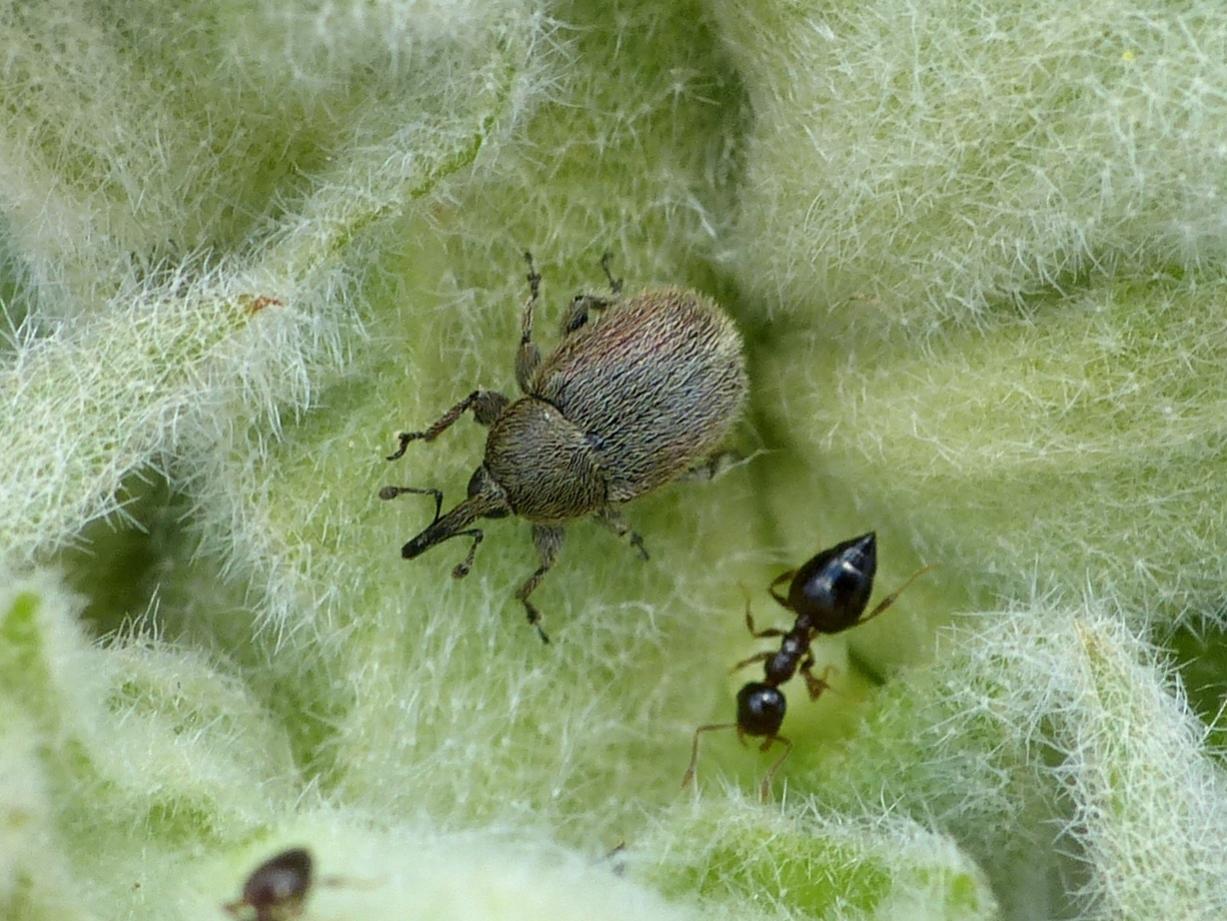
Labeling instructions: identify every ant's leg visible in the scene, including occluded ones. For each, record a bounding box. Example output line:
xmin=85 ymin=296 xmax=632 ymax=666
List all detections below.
xmin=681 ymin=722 xmax=737 ymax=789
xmin=743 ymin=594 xmax=785 ymax=639
xmin=594 ymin=506 xmax=649 ymax=561
xmin=730 ymin=651 xmax=773 ymax=673
xmin=857 ymin=564 xmax=937 ymax=626
xmin=517 ymin=524 xmax=565 ymax=643
xmin=387 ymin=390 xmax=508 ymax=460
xmin=799 ymin=660 xmax=837 ymax=701
xmin=757 ymin=735 xmax=793 ymax=802
xmin=768 ymin=569 xmax=795 ymax=609
xmin=517 ymin=252 xmax=543 ymax=393
xmin=377 ymin=485 xmax=443 ymax=521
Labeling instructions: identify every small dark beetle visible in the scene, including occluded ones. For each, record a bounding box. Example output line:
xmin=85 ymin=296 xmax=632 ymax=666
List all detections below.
xmin=224 ymin=848 xmax=312 ymax=921
xmin=381 ymin=253 xmax=747 ymax=641
xmin=682 ymin=533 xmax=932 ymax=799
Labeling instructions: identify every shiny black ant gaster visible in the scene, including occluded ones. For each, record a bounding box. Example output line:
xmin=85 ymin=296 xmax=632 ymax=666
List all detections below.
xmin=682 ymin=532 xmax=932 ymax=800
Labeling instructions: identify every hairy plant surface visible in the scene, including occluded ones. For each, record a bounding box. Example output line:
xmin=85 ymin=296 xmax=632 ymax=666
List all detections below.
xmin=3 ymin=1 xmax=1226 ymax=919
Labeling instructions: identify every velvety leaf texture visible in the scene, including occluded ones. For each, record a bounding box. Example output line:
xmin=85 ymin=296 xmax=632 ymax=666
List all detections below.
xmin=2 ymin=1 xmax=1225 ymax=919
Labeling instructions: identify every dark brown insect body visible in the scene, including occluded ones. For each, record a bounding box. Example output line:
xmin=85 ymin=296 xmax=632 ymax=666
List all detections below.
xmin=382 ymin=254 xmax=746 ymax=641
xmin=224 ymin=848 xmax=312 ymax=921
xmin=683 ymin=533 xmax=932 ymax=799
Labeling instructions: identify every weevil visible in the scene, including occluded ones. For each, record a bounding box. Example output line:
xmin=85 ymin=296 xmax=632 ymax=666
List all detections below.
xmin=224 ymin=848 xmax=312 ymax=921
xmin=381 ymin=253 xmax=747 ymax=642
xmin=682 ymin=533 xmax=933 ymax=799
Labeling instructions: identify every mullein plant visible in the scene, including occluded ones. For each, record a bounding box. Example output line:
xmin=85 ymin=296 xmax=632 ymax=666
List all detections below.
xmin=2 ymin=1 xmax=1225 ymax=919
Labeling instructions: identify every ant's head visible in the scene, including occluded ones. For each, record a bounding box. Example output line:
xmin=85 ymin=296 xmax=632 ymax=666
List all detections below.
xmin=735 ymin=681 xmax=787 ymax=738
xmin=683 ymin=683 xmax=792 ymax=797
xmin=786 ymin=531 xmax=877 ymax=634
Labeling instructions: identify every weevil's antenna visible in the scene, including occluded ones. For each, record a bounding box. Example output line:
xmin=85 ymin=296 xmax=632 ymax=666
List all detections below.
xmin=378 ymin=485 xmax=443 ymax=523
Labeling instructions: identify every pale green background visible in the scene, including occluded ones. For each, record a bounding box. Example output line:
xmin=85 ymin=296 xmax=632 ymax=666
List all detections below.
xmin=2 ymin=2 xmax=1226 ymax=919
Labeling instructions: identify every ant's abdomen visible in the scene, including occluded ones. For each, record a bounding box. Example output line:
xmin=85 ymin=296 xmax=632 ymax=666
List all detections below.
xmin=788 ymin=533 xmax=877 ymax=633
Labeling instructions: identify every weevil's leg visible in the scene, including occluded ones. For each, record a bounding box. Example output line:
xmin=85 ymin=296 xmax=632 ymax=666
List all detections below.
xmin=377 ymin=485 xmax=443 ymax=522
xmin=679 ymin=450 xmax=742 ymax=482
xmin=559 ymin=293 xmax=613 ymax=337
xmin=600 ymin=250 xmax=623 ymax=295
xmin=557 ymin=252 xmax=623 ymax=336
xmin=768 ymin=570 xmax=795 ymax=609
xmin=449 ymin=528 xmax=484 ymax=579
xmin=681 ymin=722 xmax=737 ymax=789
xmin=387 ymin=390 xmax=509 ymax=460
xmin=743 ymin=593 xmax=785 ymax=639
xmin=799 ymin=660 xmax=836 ymax=701
xmin=594 ymin=506 xmax=649 ymax=561
xmin=729 ymin=651 xmax=772 ymax=673
xmin=516 ymin=251 xmax=543 ymax=393
xmin=757 ymin=735 xmax=793 ymax=802
xmin=517 ymin=524 xmax=565 ymax=643
xmin=857 ymin=563 xmax=937 ymax=626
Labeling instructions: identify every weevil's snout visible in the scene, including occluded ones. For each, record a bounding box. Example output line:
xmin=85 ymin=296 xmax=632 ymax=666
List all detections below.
xmin=401 ymin=475 xmax=510 ymax=560
xmin=401 ymin=502 xmax=475 ymax=559
xmin=401 ymin=530 xmax=434 ymax=559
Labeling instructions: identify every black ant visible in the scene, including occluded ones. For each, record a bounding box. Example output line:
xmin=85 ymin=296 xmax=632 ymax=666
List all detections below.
xmin=682 ymin=532 xmax=932 ymax=800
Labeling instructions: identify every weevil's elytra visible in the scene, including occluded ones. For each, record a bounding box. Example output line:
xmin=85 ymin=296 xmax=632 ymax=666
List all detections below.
xmin=530 ymin=288 xmax=744 ymax=501
xmin=683 ymin=533 xmax=934 ymax=800
xmin=224 ymin=847 xmax=313 ymax=921
xmin=381 ymin=252 xmax=747 ymax=642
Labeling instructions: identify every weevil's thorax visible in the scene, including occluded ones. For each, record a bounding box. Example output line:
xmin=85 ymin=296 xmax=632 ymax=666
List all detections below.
xmin=788 ymin=533 xmax=877 ymax=633
xmin=483 ymin=397 xmax=607 ymax=523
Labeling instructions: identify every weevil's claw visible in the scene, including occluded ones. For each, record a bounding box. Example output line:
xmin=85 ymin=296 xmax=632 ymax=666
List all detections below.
xmin=600 ymin=250 xmax=623 ymax=294
xmin=378 ymin=486 xmax=399 ymax=500
xmin=523 ymin=603 xmax=551 ymax=644
xmin=452 ymin=563 xmax=471 ymax=579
